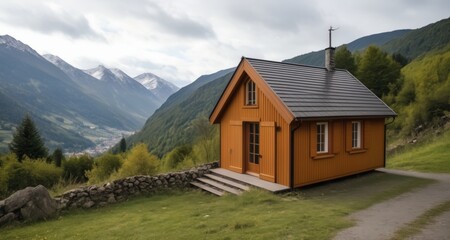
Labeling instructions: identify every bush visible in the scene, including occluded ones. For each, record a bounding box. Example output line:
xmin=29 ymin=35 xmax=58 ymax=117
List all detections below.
xmin=162 ymin=145 xmax=192 ymax=171
xmin=86 ymin=153 xmax=123 ymax=184
xmin=0 ymin=156 xmax=62 ymax=196
xmin=63 ymin=154 xmax=94 ymax=182
xmin=115 ymin=144 xmax=159 ymax=178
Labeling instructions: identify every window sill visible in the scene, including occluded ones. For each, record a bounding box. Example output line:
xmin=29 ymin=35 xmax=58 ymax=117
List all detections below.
xmin=348 ymin=149 xmax=367 ymax=154
xmin=243 ymin=105 xmax=258 ymax=109
xmin=312 ymin=154 xmax=335 ymax=160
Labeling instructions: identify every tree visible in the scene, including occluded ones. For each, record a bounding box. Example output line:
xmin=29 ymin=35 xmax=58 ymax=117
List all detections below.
xmin=162 ymin=145 xmax=192 ymax=170
xmin=52 ymin=148 xmax=64 ymax=167
xmin=190 ymin=117 xmax=217 ymax=163
xmin=9 ymin=114 xmax=48 ymax=161
xmin=392 ymin=53 xmax=409 ymax=67
xmin=356 ymin=46 xmax=401 ymax=98
xmin=335 ymin=45 xmax=357 ymax=74
xmin=116 ymin=143 xmax=159 ymax=178
xmin=119 ymin=137 xmax=127 ymax=153
xmin=63 ymin=154 xmax=94 ymax=182
xmin=86 ymin=153 xmax=123 ymax=184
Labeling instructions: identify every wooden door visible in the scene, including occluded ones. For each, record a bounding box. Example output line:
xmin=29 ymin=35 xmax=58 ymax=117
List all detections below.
xmin=229 ymin=121 xmax=244 ymax=173
xmin=259 ymin=122 xmax=276 ymax=182
xmin=245 ymin=122 xmax=260 ymax=175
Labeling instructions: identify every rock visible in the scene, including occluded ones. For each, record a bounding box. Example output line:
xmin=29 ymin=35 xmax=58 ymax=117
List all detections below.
xmin=83 ymin=201 xmax=95 ymax=208
xmin=0 ymin=200 xmax=5 ymax=216
xmin=4 ymin=185 xmax=57 ymax=223
xmin=0 ymin=212 xmax=17 ymax=227
xmin=4 ymin=185 xmax=56 ymax=218
xmin=107 ymin=194 xmax=116 ymax=203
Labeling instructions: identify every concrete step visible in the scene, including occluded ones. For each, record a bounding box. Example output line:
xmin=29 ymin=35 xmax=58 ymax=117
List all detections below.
xmin=190 ymin=181 xmax=224 ymax=196
xmin=204 ymin=174 xmax=250 ymax=191
xmin=197 ymin=177 xmax=242 ymax=195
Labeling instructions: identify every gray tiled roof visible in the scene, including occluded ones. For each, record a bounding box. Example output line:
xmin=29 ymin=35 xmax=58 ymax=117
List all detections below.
xmin=246 ymin=58 xmax=397 ymax=119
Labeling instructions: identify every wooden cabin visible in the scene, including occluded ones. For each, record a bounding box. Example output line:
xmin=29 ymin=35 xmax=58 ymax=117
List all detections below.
xmin=209 ymin=49 xmax=396 ymax=188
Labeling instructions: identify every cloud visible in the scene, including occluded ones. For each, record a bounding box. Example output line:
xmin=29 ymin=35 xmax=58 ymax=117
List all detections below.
xmin=0 ymin=1 xmax=104 ymax=40
xmin=140 ymin=2 xmax=216 ymax=39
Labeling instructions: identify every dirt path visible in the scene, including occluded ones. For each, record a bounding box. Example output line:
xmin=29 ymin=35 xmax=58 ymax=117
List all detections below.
xmin=333 ymin=168 xmax=450 ymax=240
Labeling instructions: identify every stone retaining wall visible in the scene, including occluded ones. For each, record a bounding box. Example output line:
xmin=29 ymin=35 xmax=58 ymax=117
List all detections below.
xmin=56 ymin=162 xmax=218 ymax=210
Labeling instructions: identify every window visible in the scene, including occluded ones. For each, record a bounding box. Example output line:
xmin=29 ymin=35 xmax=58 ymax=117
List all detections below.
xmin=249 ymin=123 xmax=260 ymax=164
xmin=316 ymin=122 xmax=328 ymax=153
xmin=352 ymin=121 xmax=361 ymax=148
xmin=246 ymin=80 xmax=257 ymax=105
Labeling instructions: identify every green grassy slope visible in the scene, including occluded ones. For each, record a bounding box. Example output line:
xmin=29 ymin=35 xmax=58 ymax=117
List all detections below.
xmin=387 ymin=128 xmax=450 ymax=173
xmin=1 ymin=172 xmax=432 ymax=239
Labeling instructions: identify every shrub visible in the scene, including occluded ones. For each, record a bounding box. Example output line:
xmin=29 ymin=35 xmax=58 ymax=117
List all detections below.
xmin=115 ymin=144 xmax=159 ymax=178
xmin=86 ymin=153 xmax=123 ymax=184
xmin=0 ymin=156 xmax=62 ymax=195
xmin=63 ymin=154 xmax=94 ymax=182
xmin=162 ymin=145 xmax=192 ymax=171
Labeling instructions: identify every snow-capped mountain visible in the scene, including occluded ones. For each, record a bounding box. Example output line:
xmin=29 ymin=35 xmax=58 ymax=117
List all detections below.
xmin=0 ymin=35 xmax=41 ymax=58
xmin=44 ymin=55 xmax=162 ymax=122
xmin=134 ymin=73 xmax=179 ymax=102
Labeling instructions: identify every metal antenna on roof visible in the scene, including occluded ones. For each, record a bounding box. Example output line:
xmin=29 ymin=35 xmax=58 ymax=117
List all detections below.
xmin=328 ymin=26 xmax=339 ymax=48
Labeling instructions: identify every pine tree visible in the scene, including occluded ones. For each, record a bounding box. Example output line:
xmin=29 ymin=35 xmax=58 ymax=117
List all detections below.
xmin=335 ymin=45 xmax=357 ymax=75
xmin=52 ymin=148 xmax=64 ymax=167
xmin=356 ymin=46 xmax=401 ymax=98
xmin=9 ymin=114 xmax=48 ymax=161
xmin=119 ymin=137 xmax=127 ymax=153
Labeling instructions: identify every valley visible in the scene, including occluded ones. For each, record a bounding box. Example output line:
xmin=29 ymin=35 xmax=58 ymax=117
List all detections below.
xmin=0 ymin=35 xmax=178 ymax=153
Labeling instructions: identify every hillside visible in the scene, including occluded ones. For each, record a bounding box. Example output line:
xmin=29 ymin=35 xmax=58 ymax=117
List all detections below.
xmin=387 ymin=43 xmax=450 ymax=137
xmin=284 ymin=29 xmax=411 ymax=66
xmin=382 ymin=17 xmax=450 ymax=60
xmin=127 ymin=70 xmax=234 ymax=157
xmin=0 ymin=35 xmax=170 ymax=152
xmin=0 ymin=38 xmax=126 ymax=151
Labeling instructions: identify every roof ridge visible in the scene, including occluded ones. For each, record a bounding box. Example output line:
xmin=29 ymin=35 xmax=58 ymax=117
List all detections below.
xmin=243 ymin=56 xmax=347 ymax=72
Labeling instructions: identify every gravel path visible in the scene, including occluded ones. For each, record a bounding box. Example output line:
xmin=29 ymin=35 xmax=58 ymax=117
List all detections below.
xmin=409 ymin=210 xmax=450 ymax=240
xmin=333 ymin=168 xmax=450 ymax=240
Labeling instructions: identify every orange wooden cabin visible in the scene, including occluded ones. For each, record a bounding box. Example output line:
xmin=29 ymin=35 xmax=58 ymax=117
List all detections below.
xmin=209 ymin=51 xmax=396 ymax=188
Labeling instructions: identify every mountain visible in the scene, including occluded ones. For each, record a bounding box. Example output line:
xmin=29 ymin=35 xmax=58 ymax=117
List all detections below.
xmin=284 ymin=29 xmax=412 ymax=66
xmin=44 ymin=55 xmax=162 ymax=129
xmin=126 ymin=69 xmax=234 ymax=157
xmin=83 ymin=65 xmax=163 ymax=122
xmin=0 ymin=35 xmax=163 ymax=152
xmin=134 ymin=73 xmax=179 ymax=102
xmin=382 ymin=17 xmax=450 ymax=60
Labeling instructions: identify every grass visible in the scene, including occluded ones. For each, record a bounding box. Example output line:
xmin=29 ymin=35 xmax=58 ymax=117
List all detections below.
xmin=390 ymin=200 xmax=450 ymax=240
xmin=0 ymin=171 xmax=433 ymax=240
xmin=387 ymin=128 xmax=450 ymax=173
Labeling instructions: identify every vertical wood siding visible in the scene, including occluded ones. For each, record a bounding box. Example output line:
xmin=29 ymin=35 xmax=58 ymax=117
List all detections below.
xmin=219 ymin=75 xmax=290 ymax=186
xmin=293 ymin=118 xmax=385 ymax=187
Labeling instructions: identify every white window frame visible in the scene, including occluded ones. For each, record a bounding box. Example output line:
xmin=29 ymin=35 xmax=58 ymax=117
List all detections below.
xmin=317 ymin=122 xmax=328 ymax=153
xmin=245 ymin=80 xmax=257 ymax=105
xmin=352 ymin=121 xmax=361 ymax=149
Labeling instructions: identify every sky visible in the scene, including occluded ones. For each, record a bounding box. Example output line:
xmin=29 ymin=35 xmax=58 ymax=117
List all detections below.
xmin=0 ymin=0 xmax=448 ymax=87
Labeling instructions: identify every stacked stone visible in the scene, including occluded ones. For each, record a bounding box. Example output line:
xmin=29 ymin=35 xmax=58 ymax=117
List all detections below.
xmin=55 ymin=162 xmax=218 ymax=210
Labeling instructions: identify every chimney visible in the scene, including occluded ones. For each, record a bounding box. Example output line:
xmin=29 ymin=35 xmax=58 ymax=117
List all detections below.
xmin=325 ymin=47 xmax=335 ymax=71
xmin=325 ymin=26 xmax=337 ymax=71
